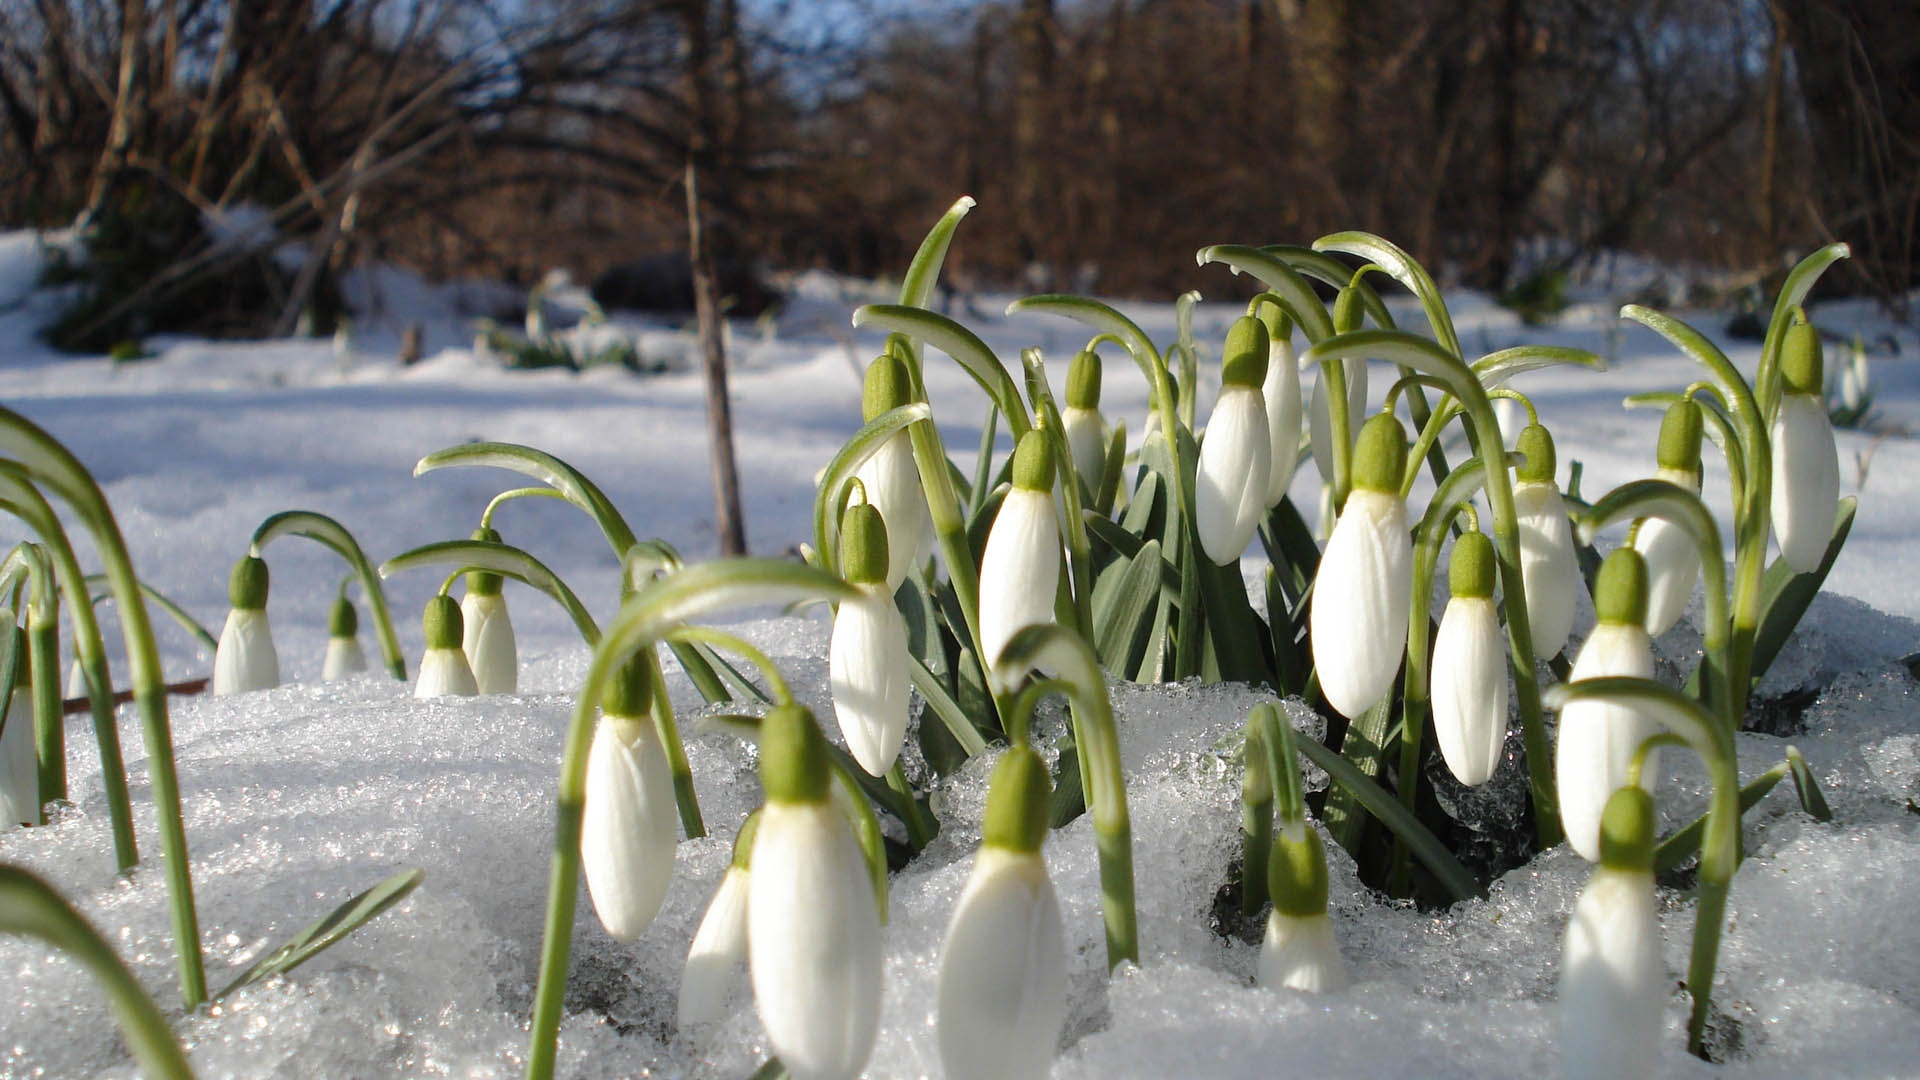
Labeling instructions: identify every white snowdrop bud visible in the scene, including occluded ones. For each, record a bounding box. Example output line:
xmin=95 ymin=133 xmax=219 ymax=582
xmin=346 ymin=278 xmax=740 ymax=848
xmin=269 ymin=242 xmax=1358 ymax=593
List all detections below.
xmin=0 ymin=660 xmax=35 ymax=827
xmin=1560 ymin=787 xmax=1664 ymax=1080
xmin=322 ymin=594 xmax=368 ymax=681
xmin=213 ymin=556 xmax=279 ymax=695
xmin=413 ymin=595 xmax=478 ymax=698
xmin=1260 ymin=308 xmax=1305 ymax=508
xmin=582 ymin=658 xmax=679 ymax=943
xmin=461 ymin=528 xmax=518 ymax=694
xmin=678 ymin=813 xmax=759 ymax=1029
xmin=978 ymin=432 xmax=1062 ymax=681
xmin=1259 ymin=824 xmax=1349 ymax=993
xmin=853 ymin=353 xmax=932 ymax=590
xmin=1062 ymin=350 xmax=1108 ymax=495
xmin=1310 ymin=414 xmax=1412 ymax=719
xmin=1431 ymin=531 xmax=1509 ymax=787
xmin=1196 ymin=316 xmax=1273 ymax=564
xmin=1557 ymin=549 xmax=1658 ymax=863
xmin=1512 ymin=424 xmax=1579 ymax=659
xmin=1633 ymin=468 xmax=1703 ymax=638
xmin=749 ymin=705 xmax=882 ymax=1080
xmin=1771 ymin=322 xmax=1840 ymax=573
xmin=829 ymin=502 xmax=910 ymax=776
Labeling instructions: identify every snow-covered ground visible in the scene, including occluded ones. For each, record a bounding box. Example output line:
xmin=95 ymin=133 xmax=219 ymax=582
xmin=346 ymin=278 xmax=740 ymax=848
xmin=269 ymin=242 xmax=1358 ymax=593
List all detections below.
xmin=0 ymin=229 xmax=1915 ymax=1077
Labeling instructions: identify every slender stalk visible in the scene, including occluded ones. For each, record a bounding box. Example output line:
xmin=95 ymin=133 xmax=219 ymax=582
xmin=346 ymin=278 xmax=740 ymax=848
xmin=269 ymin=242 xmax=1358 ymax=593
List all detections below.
xmin=2 ymin=542 xmax=64 ymax=813
xmin=251 ymin=510 xmax=406 ymax=680
xmin=1239 ymin=719 xmax=1273 ymax=915
xmin=480 ymin=486 xmax=568 ymax=530
xmin=644 ymin=646 xmax=703 ymax=840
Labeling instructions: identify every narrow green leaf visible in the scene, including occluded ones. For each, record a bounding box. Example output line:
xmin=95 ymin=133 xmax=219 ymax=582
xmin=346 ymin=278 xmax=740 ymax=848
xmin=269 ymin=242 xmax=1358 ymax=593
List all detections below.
xmin=1472 ymin=344 xmax=1607 ymax=384
xmin=1293 ymin=737 xmax=1485 ymax=901
xmin=1655 ymin=764 xmax=1787 ymax=874
xmin=380 ymin=539 xmax=600 ymax=646
xmin=1194 ymin=245 xmax=1335 ymax=341
xmin=1261 ymin=245 xmax=1392 ymax=328
xmin=1320 ymin=695 xmax=1394 ymax=853
xmin=850 ymin=306 xmax=1029 ymax=440
xmin=899 ymin=196 xmax=976 ymax=311
xmin=1092 ymin=540 xmax=1163 ymax=673
xmin=1786 ymin=745 xmax=1832 ymax=822
xmin=81 ymin=574 xmax=217 ymax=653
xmin=1757 ymin=243 xmax=1851 ymax=419
xmin=217 ymin=868 xmax=426 ymax=999
xmin=969 ymin=404 xmax=998 ymax=520
xmin=1313 ymin=231 xmax=1461 ymax=357
xmin=1748 ymin=497 xmax=1857 ymax=687
xmin=908 ymin=652 xmax=989 ymax=758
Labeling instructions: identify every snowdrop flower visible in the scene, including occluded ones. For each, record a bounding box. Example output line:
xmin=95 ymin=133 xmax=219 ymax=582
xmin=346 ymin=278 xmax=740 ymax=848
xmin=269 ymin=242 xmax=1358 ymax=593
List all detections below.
xmin=1633 ymin=402 xmax=1705 ymax=637
xmin=829 ymin=500 xmax=910 ymax=775
xmin=1560 ymin=786 xmax=1664 ymax=1080
xmin=1308 ymin=287 xmax=1369 ymax=486
xmin=1062 ymin=349 xmax=1108 ymax=496
xmin=1195 ymin=315 xmax=1273 ymax=564
xmin=1 ymin=656 xmax=35 ymax=826
xmin=1838 ymin=337 xmax=1870 ymax=413
xmin=1512 ymin=424 xmax=1579 ymax=659
xmin=461 ymin=528 xmax=517 ymax=694
xmin=978 ymin=430 xmax=1061 ymax=680
xmin=1771 ymin=320 xmax=1841 ymax=573
xmin=322 ymin=593 xmax=368 ymax=681
xmin=1259 ymin=821 xmax=1350 ymax=993
xmin=938 ymin=746 xmax=1066 ymax=1080
xmin=1260 ymin=306 xmax=1304 ymax=508
xmin=853 ymin=352 xmax=932 ymax=590
xmin=413 ymin=594 xmax=478 ymax=698
xmin=1557 ymin=548 xmax=1658 ymax=863
xmin=1431 ymin=530 xmax=1508 ymax=786
xmin=678 ymin=811 xmax=759 ymax=1028
xmin=213 ymin=555 xmax=279 ymax=695
xmin=1310 ymin=413 xmax=1412 ymax=719
xmin=582 ymin=657 xmax=679 ymax=943
xmin=749 ymin=704 xmax=882 ymax=1080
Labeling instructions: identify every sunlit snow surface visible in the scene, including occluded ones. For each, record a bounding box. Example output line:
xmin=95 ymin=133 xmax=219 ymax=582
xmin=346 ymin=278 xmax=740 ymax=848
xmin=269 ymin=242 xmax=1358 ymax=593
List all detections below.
xmin=0 ymin=233 xmax=1917 ymax=1076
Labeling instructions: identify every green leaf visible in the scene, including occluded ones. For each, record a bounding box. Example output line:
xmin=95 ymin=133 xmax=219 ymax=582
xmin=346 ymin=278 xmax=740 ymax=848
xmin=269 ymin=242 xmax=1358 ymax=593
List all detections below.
xmin=217 ymin=868 xmax=425 ymax=1000
xmin=908 ymin=651 xmax=989 ymax=758
xmin=1319 ymin=695 xmax=1394 ymax=854
xmin=1655 ymin=764 xmax=1787 ymax=874
xmin=413 ymin=442 xmax=638 ymax=557
xmin=850 ymin=306 xmax=1029 ymax=440
xmin=1292 ymin=737 xmax=1485 ymax=901
xmin=1786 ymin=745 xmax=1832 ymax=821
xmin=900 ymin=196 xmax=976 ymax=311
xmin=1748 ymin=497 xmax=1857 ymax=687
xmin=1092 ymin=539 xmax=1164 ymax=674
xmin=1757 ymin=243 xmax=1851 ymax=419
xmin=1472 ymin=344 xmax=1607 ymax=384
xmin=1261 ymin=245 xmax=1392 ymax=328
xmin=380 ymin=538 xmax=600 ymax=645
xmin=1194 ymin=245 xmax=1335 ymax=341
xmin=81 ymin=573 xmax=217 ymax=653
xmin=1312 ymin=231 xmax=1461 ymax=357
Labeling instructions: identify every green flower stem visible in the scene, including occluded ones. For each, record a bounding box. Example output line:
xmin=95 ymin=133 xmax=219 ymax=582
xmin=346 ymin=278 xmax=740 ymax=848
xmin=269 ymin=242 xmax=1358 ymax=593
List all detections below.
xmin=0 ymin=866 xmax=195 ymax=1080
xmin=479 ymin=486 xmax=568 ymax=530
xmin=0 ymin=405 xmax=206 ymax=1007
xmin=1022 ymin=348 xmax=1096 ymax=640
xmin=884 ymin=761 xmax=935 ymax=851
xmin=0 ymin=472 xmax=136 ymax=867
xmin=1301 ymin=331 xmax=1569 ymax=848
xmin=382 ymin=538 xmax=601 ymax=645
xmin=644 ymin=646 xmax=703 ymax=840
xmin=659 ymin=625 xmax=791 ymax=704
xmin=1239 ymin=719 xmax=1273 ymax=915
xmin=414 ymin=441 xmax=639 ymax=557
xmin=251 ymin=510 xmax=405 ymax=680
xmin=833 ymin=764 xmax=892 ymax=919
xmin=810 ymin=403 xmax=933 ymax=573
xmin=996 ymin=624 xmax=1136 ymax=970
xmin=1627 ymin=731 xmax=1690 ymax=789
xmin=1547 ymin=677 xmax=1738 ymax=1058
xmin=2 ymin=543 xmax=63 ymax=813
xmin=524 ymin=559 xmax=857 ymax=1080
xmin=1315 ymin=232 xmax=1463 ymax=357
xmin=1624 ymin=390 xmax=1745 ymax=510
xmin=1756 ymin=244 xmax=1850 ymax=424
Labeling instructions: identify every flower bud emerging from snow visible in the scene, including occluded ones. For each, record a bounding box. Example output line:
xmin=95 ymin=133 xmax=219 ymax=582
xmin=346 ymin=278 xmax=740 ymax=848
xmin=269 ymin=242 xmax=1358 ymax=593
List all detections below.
xmin=322 ymin=594 xmax=368 ymax=681
xmin=1559 ymin=786 xmax=1664 ymax=1080
xmin=937 ymin=747 xmax=1066 ymax=1080
xmin=678 ymin=811 xmax=760 ymax=1029
xmin=1196 ymin=316 xmax=1273 ymax=564
xmin=1556 ymin=549 xmax=1658 ymax=863
xmin=1633 ymin=465 xmax=1704 ymax=638
xmin=1512 ymin=424 xmax=1579 ymax=659
xmin=1062 ymin=349 xmax=1108 ymax=495
xmin=979 ymin=431 xmax=1062 ymax=681
xmin=213 ymin=555 xmax=280 ymax=695
xmin=582 ymin=657 xmax=678 ymax=943
xmin=1259 ymin=824 xmax=1349 ymax=993
xmin=1771 ymin=321 xmax=1840 ymax=573
xmin=1 ymin=657 xmax=35 ymax=826
xmin=414 ymin=594 xmax=478 ymax=698
xmin=1431 ymin=531 xmax=1508 ymax=787
xmin=853 ymin=352 xmax=932 ymax=590
xmin=1310 ymin=413 xmax=1412 ymax=719
xmin=461 ymin=527 xmax=517 ymax=694
xmin=749 ymin=704 xmax=883 ymax=1080
xmin=1259 ymin=306 xmax=1305 ymax=508
xmin=830 ymin=501 xmax=910 ymax=776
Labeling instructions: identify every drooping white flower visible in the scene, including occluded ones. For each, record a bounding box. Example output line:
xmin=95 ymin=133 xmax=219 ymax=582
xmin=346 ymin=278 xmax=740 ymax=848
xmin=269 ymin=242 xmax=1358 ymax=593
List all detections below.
xmin=938 ymin=747 xmax=1066 ymax=1080
xmin=213 ymin=555 xmax=279 ymax=695
xmin=1512 ymin=424 xmax=1579 ymax=659
xmin=1261 ymin=311 xmax=1304 ymax=508
xmin=322 ymin=594 xmax=368 ymax=682
xmin=0 ymin=667 xmax=36 ymax=827
xmin=1771 ymin=322 xmax=1840 ymax=573
xmin=1258 ymin=823 xmax=1349 ymax=993
xmin=1560 ymin=786 xmax=1665 ymax=1080
xmin=749 ymin=705 xmax=882 ymax=1080
xmin=853 ymin=352 xmax=933 ymax=590
xmin=1431 ymin=531 xmax=1509 ymax=787
xmin=582 ymin=658 xmax=679 ymax=943
xmin=461 ymin=540 xmax=518 ymax=694
xmin=678 ymin=812 xmax=758 ymax=1029
xmin=1195 ymin=315 xmax=1274 ymax=565
xmin=978 ymin=431 xmax=1061 ymax=679
xmin=1557 ymin=549 xmax=1659 ymax=863
xmin=1632 ymin=401 xmax=1706 ymax=637
xmin=1062 ymin=349 xmax=1108 ymax=496
xmin=414 ymin=595 xmax=478 ymax=698
xmin=829 ymin=501 xmax=910 ymax=776
xmin=1310 ymin=413 xmax=1412 ymax=719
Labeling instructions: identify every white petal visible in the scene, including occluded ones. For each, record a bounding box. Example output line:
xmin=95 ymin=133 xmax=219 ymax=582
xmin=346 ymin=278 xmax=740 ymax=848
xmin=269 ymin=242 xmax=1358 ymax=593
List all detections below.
xmin=582 ymin=715 xmax=679 ymax=943
xmin=1307 ymin=361 xmax=1368 ymax=485
xmin=1513 ymin=481 xmax=1579 ymax=659
xmin=937 ymin=849 xmax=1067 ymax=1080
xmin=414 ymin=647 xmax=478 ymax=698
xmin=213 ymin=608 xmax=280 ymax=695
xmin=322 ymin=635 xmax=368 ymax=681
xmin=1063 ymin=405 xmax=1107 ymax=495
xmin=1770 ymin=393 xmax=1840 ymax=573
xmin=1263 ymin=336 xmax=1304 ymax=507
xmin=1556 ymin=623 xmax=1657 ymax=862
xmin=978 ymin=487 xmax=1061 ymax=676
xmin=1195 ymin=386 xmax=1273 ymax=565
xmin=1258 ymin=911 xmax=1350 ymax=993
xmin=462 ymin=592 xmax=519 ymax=694
xmin=1559 ymin=867 xmax=1664 ymax=1080
xmin=748 ymin=801 xmax=882 ymax=1080
xmin=0 ymin=689 xmax=36 ymax=826
xmin=1430 ymin=596 xmax=1508 ymax=786
xmin=854 ymin=432 xmax=932 ymax=590
xmin=1309 ymin=489 xmax=1412 ymax=718
xmin=678 ymin=866 xmax=752 ymax=1028
xmin=829 ymin=584 xmax=910 ymax=776
xmin=1633 ymin=515 xmax=1700 ymax=637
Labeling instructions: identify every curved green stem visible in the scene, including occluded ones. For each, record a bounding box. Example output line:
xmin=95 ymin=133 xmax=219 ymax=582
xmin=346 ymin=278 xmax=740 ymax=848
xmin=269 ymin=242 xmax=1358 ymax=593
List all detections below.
xmin=1624 ymin=390 xmax=1745 ymax=510
xmin=480 ymin=486 xmax=569 ymax=530
xmin=1756 ymin=244 xmax=1850 ymax=424
xmin=82 ymin=576 xmax=218 ymax=653
xmin=851 ymin=306 xmax=1030 ymax=440
xmin=414 ymin=441 xmax=639 ymax=557
xmin=251 ymin=510 xmax=405 ymax=680
xmin=380 ymin=538 xmax=600 ymax=646
xmin=811 ymin=402 xmax=932 ymax=576
xmin=660 ymin=625 xmax=793 ymax=704
xmin=1314 ymin=231 xmax=1463 ymax=358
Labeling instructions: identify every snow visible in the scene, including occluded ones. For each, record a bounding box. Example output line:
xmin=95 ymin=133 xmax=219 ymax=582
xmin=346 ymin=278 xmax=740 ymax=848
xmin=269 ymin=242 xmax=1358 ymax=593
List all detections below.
xmin=0 ymin=230 xmax=1916 ymax=1077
